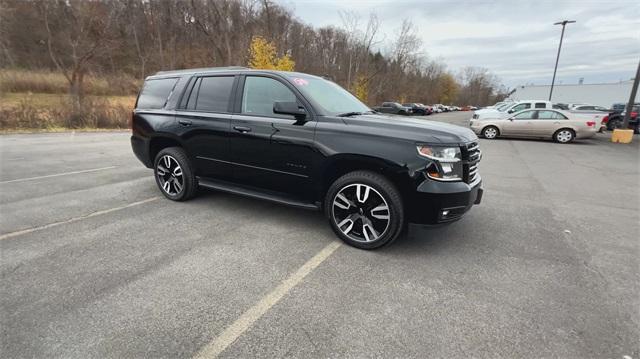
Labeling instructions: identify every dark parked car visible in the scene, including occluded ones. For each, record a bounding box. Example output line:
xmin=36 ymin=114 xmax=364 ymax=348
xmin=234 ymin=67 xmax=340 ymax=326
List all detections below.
xmin=606 ymin=103 xmax=639 ymax=133
xmin=402 ymin=103 xmax=431 ymax=116
xmin=372 ymin=102 xmax=412 ymax=115
xmin=131 ymin=67 xmax=483 ymax=249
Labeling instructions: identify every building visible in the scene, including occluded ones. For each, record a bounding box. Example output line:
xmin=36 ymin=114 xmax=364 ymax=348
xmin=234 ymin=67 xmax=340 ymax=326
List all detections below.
xmin=507 ymin=81 xmax=638 ymax=108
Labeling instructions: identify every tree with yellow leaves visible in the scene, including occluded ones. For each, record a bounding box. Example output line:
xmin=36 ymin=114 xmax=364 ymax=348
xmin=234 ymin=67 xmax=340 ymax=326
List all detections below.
xmin=352 ymin=75 xmax=369 ymax=103
xmin=247 ymin=36 xmax=295 ymax=71
xmin=438 ymin=73 xmax=459 ymax=104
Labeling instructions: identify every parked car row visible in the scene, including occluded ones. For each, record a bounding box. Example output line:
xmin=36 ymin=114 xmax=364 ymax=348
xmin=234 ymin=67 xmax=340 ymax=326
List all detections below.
xmin=372 ymin=102 xmax=476 ymax=116
xmin=469 ymin=100 xmax=611 ymax=143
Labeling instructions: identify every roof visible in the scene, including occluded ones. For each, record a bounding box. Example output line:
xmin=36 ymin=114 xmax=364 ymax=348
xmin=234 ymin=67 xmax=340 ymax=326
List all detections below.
xmin=149 ymin=67 xmax=322 ymax=80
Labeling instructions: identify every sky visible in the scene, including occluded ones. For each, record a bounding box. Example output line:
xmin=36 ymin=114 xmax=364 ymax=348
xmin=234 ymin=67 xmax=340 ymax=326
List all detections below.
xmin=279 ymin=0 xmax=640 ymax=88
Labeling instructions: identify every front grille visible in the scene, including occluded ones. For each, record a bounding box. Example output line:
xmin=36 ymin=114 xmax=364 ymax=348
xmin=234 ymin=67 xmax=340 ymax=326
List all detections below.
xmin=462 ymin=141 xmax=481 ymax=184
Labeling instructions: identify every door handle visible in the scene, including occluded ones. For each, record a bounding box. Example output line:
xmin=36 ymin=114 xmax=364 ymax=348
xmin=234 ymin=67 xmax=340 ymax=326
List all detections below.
xmin=233 ymin=126 xmax=252 ymax=133
xmin=178 ymin=119 xmax=193 ymax=126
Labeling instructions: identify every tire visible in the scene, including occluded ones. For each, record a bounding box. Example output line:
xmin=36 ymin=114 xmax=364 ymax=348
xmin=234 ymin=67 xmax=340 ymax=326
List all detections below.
xmin=482 ymin=126 xmax=499 ymax=139
xmin=554 ymin=128 xmax=575 ymax=143
xmin=398 ymin=110 xmax=407 ymax=116
xmin=325 ymin=171 xmax=404 ymax=249
xmin=154 ymin=147 xmax=197 ymax=201
xmin=607 ymin=116 xmax=622 ymax=131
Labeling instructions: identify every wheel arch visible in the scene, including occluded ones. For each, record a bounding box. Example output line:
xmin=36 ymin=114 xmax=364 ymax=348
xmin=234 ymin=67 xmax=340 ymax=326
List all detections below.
xmin=148 ymin=134 xmax=186 ymax=165
xmin=318 ymin=154 xmax=413 ymax=206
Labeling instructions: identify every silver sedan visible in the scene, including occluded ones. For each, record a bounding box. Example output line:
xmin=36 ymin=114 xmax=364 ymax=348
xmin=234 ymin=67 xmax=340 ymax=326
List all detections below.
xmin=469 ymin=109 xmax=598 ymax=143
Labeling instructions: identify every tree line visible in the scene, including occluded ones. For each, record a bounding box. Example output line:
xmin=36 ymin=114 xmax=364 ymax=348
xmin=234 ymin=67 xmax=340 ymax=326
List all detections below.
xmin=0 ymin=0 xmax=508 ymax=106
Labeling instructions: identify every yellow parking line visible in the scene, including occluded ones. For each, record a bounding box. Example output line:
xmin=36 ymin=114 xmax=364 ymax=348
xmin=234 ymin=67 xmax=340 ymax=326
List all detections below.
xmin=0 ymin=166 xmax=117 ymax=184
xmin=193 ymin=240 xmax=342 ymax=359
xmin=0 ymin=197 xmax=160 ymax=240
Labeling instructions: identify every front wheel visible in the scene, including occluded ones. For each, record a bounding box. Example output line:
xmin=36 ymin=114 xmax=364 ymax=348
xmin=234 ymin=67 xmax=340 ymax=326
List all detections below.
xmin=325 ymin=171 xmax=404 ymax=249
xmin=554 ymin=128 xmax=575 ymax=143
xmin=482 ymin=126 xmax=499 ymax=139
xmin=154 ymin=147 xmax=198 ymax=201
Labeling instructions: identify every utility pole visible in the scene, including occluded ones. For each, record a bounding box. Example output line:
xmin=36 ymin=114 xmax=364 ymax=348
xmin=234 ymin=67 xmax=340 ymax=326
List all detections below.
xmin=549 ymin=20 xmax=576 ymax=101
xmin=622 ymin=58 xmax=640 ymax=129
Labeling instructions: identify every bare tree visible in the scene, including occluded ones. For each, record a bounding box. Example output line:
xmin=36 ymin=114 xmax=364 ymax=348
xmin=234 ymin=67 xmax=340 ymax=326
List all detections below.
xmin=41 ymin=0 xmax=115 ymax=103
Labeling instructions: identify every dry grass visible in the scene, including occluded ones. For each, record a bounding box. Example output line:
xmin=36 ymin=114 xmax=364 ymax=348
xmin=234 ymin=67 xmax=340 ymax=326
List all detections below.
xmin=0 ymin=92 xmax=135 ymax=130
xmin=0 ymin=69 xmax=141 ymax=96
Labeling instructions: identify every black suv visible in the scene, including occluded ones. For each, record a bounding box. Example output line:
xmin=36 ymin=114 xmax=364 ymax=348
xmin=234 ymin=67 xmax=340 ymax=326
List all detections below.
xmin=131 ymin=67 xmax=483 ymax=249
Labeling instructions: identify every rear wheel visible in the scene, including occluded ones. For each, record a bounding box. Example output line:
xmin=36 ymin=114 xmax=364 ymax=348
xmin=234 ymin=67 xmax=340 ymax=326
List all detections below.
xmin=325 ymin=171 xmax=404 ymax=249
xmin=554 ymin=128 xmax=575 ymax=143
xmin=482 ymin=126 xmax=499 ymax=139
xmin=154 ymin=147 xmax=197 ymax=201
xmin=607 ymin=116 xmax=621 ymax=131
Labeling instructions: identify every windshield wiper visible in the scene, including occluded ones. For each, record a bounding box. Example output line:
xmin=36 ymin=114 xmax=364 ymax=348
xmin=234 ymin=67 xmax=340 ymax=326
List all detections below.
xmin=337 ymin=111 xmax=363 ymax=117
xmin=337 ymin=110 xmax=376 ymax=117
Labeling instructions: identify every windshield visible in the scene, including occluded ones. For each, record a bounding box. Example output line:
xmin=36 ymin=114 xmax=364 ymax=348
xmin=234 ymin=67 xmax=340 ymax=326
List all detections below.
xmin=496 ymin=103 xmax=512 ymax=111
xmin=288 ymin=75 xmax=371 ymax=115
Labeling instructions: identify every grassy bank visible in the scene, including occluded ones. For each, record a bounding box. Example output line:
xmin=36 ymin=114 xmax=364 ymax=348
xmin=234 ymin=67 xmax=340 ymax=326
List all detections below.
xmin=1 ymin=92 xmax=136 ymax=131
xmin=1 ymin=69 xmax=139 ymax=131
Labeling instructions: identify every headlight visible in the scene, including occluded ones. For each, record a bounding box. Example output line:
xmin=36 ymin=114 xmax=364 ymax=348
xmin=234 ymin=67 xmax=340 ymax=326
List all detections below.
xmin=417 ymin=145 xmax=463 ymax=181
xmin=417 ymin=145 xmax=461 ymax=162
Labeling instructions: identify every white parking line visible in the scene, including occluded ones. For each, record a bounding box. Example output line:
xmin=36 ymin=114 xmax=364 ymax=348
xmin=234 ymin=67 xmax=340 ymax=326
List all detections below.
xmin=193 ymin=240 xmax=342 ymax=359
xmin=0 ymin=197 xmax=160 ymax=240
xmin=0 ymin=166 xmax=117 ymax=184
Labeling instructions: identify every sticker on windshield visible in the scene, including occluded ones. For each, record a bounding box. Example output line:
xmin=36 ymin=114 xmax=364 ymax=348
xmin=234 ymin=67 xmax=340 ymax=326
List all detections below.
xmin=292 ymin=78 xmax=309 ymax=86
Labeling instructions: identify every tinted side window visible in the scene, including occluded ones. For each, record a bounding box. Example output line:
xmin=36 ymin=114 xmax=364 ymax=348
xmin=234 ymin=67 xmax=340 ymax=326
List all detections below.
xmin=535 ymin=102 xmax=546 ymax=108
xmin=195 ymin=76 xmax=235 ymax=112
xmin=241 ymin=76 xmax=296 ymax=117
xmin=137 ymin=78 xmax=178 ymax=109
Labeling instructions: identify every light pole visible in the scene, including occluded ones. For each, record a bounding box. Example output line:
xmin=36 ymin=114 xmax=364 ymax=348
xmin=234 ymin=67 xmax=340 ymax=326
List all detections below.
xmin=622 ymin=58 xmax=640 ymax=129
xmin=549 ymin=20 xmax=576 ymax=101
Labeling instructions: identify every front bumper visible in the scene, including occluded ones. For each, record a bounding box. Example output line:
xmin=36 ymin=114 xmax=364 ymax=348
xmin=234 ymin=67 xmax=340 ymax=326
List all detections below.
xmin=469 ymin=120 xmax=483 ymax=135
xmin=406 ymin=178 xmax=483 ymax=225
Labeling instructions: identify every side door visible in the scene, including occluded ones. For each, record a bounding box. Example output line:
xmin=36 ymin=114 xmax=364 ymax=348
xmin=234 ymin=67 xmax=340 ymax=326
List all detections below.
xmin=175 ymin=75 xmax=237 ymax=180
xmin=229 ymin=75 xmax=318 ymax=200
xmin=502 ymin=109 xmax=537 ymax=136
xmin=533 ymin=110 xmax=568 ymax=136
xmin=379 ymin=103 xmax=392 ymax=113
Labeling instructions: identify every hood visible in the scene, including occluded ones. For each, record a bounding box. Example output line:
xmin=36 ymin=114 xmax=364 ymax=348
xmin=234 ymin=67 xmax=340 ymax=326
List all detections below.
xmin=334 ymin=114 xmax=478 ymax=144
xmin=474 ymin=108 xmax=500 ymax=115
xmin=474 ymin=109 xmax=510 ymax=120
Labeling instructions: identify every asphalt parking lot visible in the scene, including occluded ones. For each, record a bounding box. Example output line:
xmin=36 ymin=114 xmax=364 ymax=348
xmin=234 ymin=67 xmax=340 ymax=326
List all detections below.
xmin=1 ymin=111 xmax=638 ymax=358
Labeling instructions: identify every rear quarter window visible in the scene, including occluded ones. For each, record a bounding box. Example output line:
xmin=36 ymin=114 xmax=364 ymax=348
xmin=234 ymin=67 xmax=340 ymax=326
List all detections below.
xmin=136 ymin=77 xmax=179 ymax=109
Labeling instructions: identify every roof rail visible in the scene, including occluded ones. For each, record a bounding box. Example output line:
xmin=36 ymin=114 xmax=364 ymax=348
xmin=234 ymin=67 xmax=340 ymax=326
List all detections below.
xmin=154 ymin=66 xmax=249 ymax=75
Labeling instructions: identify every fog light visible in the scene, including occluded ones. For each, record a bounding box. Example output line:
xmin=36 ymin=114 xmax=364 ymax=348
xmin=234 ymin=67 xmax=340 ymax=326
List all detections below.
xmin=441 ymin=210 xmax=450 ymax=217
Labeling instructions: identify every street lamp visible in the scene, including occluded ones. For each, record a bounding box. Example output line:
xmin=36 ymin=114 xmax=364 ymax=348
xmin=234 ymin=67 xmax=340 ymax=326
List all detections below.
xmin=549 ymin=20 xmax=576 ymax=101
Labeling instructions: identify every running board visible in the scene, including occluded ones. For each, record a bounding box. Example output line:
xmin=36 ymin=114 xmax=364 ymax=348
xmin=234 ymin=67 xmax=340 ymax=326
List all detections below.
xmin=197 ymin=177 xmax=320 ymax=210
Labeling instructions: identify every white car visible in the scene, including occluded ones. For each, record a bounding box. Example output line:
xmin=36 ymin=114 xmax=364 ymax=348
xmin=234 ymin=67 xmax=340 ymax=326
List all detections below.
xmin=484 ymin=101 xmax=512 ymax=109
xmin=471 ymin=100 xmax=554 ymax=120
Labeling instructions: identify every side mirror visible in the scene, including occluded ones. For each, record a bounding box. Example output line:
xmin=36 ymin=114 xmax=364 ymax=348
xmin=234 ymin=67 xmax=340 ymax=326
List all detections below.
xmin=509 ymin=117 xmax=515 ymax=121
xmin=273 ymin=101 xmax=306 ymax=119
xmin=507 ymin=109 xmax=515 ymax=114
